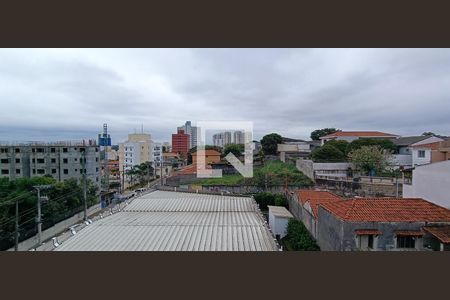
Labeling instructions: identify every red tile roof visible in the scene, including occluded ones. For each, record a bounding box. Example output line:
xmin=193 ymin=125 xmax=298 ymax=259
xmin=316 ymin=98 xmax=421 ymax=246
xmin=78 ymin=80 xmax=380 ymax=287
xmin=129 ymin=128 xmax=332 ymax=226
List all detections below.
xmin=320 ymin=131 xmax=398 ymax=139
xmin=423 ymin=226 xmax=450 ymax=243
xmin=355 ymin=229 xmax=382 ymax=235
xmin=298 ymin=190 xmax=342 ymax=218
xmin=395 ymin=230 xmax=424 ymax=236
xmin=171 ymin=164 xmax=212 ymax=176
xmin=319 ymin=198 xmax=450 ymax=222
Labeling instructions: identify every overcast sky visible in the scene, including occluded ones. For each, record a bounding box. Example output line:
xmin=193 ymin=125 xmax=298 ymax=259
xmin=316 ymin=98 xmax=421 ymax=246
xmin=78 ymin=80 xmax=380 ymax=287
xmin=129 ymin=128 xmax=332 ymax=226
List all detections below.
xmin=1 ymin=48 xmax=449 ymax=144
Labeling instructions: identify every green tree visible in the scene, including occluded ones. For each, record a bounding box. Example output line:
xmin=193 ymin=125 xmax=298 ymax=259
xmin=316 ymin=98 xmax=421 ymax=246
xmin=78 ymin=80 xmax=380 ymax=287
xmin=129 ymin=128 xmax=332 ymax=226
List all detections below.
xmin=0 ymin=176 xmax=98 ymax=250
xmin=346 ymin=138 xmax=397 ymax=153
xmin=348 ymin=145 xmax=392 ymax=175
xmin=260 ymin=133 xmax=282 ymax=155
xmin=126 ymin=162 xmax=154 ymax=185
xmin=323 ymin=140 xmax=349 ymax=156
xmin=310 ymin=128 xmax=341 ymax=141
xmin=223 ymin=143 xmax=244 ymax=158
xmin=422 ymin=131 xmax=436 ymax=136
xmin=311 ymin=144 xmax=346 ymax=162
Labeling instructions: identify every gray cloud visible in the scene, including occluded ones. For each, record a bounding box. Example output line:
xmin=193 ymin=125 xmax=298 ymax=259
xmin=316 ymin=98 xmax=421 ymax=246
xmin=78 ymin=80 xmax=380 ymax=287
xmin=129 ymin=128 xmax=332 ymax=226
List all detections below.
xmin=0 ymin=48 xmax=449 ymax=144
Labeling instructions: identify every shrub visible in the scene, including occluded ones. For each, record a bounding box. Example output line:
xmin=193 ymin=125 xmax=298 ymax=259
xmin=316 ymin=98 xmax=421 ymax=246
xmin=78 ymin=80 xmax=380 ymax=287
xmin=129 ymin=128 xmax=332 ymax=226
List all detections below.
xmin=283 ymin=219 xmax=320 ymax=251
xmin=253 ymin=192 xmax=288 ymax=210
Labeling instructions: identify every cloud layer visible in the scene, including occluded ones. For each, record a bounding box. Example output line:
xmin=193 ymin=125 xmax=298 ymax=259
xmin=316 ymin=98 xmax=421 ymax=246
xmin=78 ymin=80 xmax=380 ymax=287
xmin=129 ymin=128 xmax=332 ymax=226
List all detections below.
xmin=1 ymin=48 xmax=449 ymax=143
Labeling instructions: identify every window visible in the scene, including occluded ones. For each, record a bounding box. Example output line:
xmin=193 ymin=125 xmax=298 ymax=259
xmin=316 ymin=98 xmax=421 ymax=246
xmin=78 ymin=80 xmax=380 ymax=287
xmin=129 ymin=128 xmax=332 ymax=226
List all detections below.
xmin=63 ymin=169 xmax=68 ymax=174
xmin=32 ymin=169 xmax=36 ymax=174
xmin=15 ymin=158 xmax=20 ymax=163
xmin=16 ymin=169 xmax=20 ymax=174
xmin=63 ymin=148 xmax=68 ymax=153
xmin=1 ymin=148 xmax=9 ymax=153
xmin=74 ymin=158 xmax=78 ymax=161
xmin=397 ymin=236 xmax=415 ymax=249
xmin=15 ymin=148 xmax=20 ymax=153
xmin=51 ymin=158 xmax=56 ymax=163
xmin=1 ymin=159 xmax=8 ymax=163
xmin=63 ymin=158 xmax=68 ymax=164
xmin=32 ymin=148 xmax=35 ymax=153
xmin=37 ymin=158 xmax=45 ymax=164
xmin=36 ymin=148 xmax=44 ymax=153
xmin=368 ymin=235 xmax=374 ymax=249
xmin=37 ymin=169 xmax=45 ymax=174
xmin=50 ymin=148 xmax=56 ymax=153
xmin=1 ymin=169 xmax=9 ymax=174
xmin=418 ymin=150 xmax=426 ymax=158
xmin=96 ymin=157 xmax=98 ymax=162
xmin=32 ymin=158 xmax=35 ymax=163
xmin=75 ymin=169 xmax=78 ymax=172
xmin=52 ymin=169 xmax=57 ymax=174
xmin=96 ymin=167 xmax=99 ymax=172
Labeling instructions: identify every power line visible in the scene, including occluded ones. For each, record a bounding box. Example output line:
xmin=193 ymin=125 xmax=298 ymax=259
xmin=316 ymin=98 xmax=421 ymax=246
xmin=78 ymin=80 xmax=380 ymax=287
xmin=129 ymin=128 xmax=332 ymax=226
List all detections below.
xmin=0 ymin=189 xmax=81 ymax=228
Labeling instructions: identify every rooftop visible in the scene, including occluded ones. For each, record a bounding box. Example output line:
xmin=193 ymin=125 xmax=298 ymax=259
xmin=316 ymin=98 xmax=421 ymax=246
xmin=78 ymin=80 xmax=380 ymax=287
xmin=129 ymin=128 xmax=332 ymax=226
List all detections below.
xmin=56 ymin=190 xmax=278 ymax=251
xmin=423 ymin=226 xmax=450 ymax=244
xmin=320 ymin=131 xmax=398 ymax=139
xmin=393 ymin=136 xmax=430 ymax=146
xmin=268 ymin=205 xmax=293 ymax=218
xmin=319 ymin=198 xmax=450 ymax=222
xmin=298 ymin=190 xmax=342 ymax=218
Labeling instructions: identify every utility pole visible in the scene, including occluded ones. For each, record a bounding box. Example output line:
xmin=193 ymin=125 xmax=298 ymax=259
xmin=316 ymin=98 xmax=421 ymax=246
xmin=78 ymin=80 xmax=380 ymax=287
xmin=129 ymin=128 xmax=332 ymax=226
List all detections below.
xmin=147 ymin=162 xmax=150 ymax=188
xmin=122 ymin=164 xmax=125 ymax=193
xmin=82 ymin=148 xmax=87 ymax=221
xmin=14 ymin=198 xmax=18 ymax=251
xmin=37 ymin=187 xmax=41 ymax=243
xmin=34 ymin=184 xmax=53 ymax=245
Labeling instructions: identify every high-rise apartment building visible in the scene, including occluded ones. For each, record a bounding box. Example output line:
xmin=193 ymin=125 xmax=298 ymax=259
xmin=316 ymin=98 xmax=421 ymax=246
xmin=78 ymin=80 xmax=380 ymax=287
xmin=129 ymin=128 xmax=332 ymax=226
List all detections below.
xmin=177 ymin=121 xmax=199 ymax=149
xmin=0 ymin=140 xmax=101 ymax=188
xmin=172 ymin=129 xmax=189 ymax=156
xmin=233 ymin=131 xmax=246 ymax=145
xmin=212 ymin=131 xmax=235 ymax=148
xmin=118 ymin=132 xmax=163 ymax=189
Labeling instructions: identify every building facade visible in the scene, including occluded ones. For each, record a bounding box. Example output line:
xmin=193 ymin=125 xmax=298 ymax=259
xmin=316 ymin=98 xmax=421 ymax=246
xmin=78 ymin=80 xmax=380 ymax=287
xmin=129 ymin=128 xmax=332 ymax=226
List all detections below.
xmin=316 ymin=198 xmax=450 ymax=251
xmin=177 ymin=121 xmax=199 ymax=150
xmin=403 ymin=160 xmax=450 ymax=209
xmin=118 ymin=133 xmax=158 ymax=188
xmin=0 ymin=141 xmax=101 ymax=187
xmin=171 ymin=129 xmax=189 ymax=156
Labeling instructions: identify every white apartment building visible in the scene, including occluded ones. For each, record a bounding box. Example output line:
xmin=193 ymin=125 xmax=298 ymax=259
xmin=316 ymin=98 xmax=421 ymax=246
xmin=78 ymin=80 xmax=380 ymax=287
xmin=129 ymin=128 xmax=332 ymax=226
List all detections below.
xmin=119 ymin=133 xmax=158 ymax=188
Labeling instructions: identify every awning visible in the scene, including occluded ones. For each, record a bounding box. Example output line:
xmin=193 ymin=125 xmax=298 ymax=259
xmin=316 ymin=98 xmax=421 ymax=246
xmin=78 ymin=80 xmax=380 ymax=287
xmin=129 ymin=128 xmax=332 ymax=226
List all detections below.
xmin=355 ymin=229 xmax=382 ymax=235
xmin=423 ymin=226 xmax=450 ymax=244
xmin=394 ymin=230 xmax=424 ymax=236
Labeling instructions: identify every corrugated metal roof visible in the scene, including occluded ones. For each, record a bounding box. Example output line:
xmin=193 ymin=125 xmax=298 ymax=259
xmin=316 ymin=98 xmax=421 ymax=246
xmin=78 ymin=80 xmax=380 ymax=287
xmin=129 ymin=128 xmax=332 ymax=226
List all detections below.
xmin=56 ymin=190 xmax=278 ymax=251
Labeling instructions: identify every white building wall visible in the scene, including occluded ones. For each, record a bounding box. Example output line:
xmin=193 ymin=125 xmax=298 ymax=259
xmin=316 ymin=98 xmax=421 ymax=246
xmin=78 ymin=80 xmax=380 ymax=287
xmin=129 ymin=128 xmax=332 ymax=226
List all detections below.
xmin=412 ymin=148 xmax=432 ymax=166
xmin=268 ymin=212 xmax=290 ymax=239
xmin=403 ymin=160 xmax=450 ymax=209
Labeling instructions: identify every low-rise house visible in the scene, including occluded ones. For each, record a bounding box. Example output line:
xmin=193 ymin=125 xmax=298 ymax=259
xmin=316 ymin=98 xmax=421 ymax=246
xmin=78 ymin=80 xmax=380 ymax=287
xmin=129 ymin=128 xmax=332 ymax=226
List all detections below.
xmin=403 ymin=160 xmax=450 ymax=209
xmin=317 ymin=197 xmax=450 ymax=251
xmin=267 ymin=205 xmax=294 ymax=240
xmin=192 ymin=149 xmax=221 ymax=165
xmin=320 ymin=131 xmax=398 ymax=145
xmin=277 ymin=140 xmax=321 ymax=162
xmin=293 ymin=190 xmax=342 ymax=239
